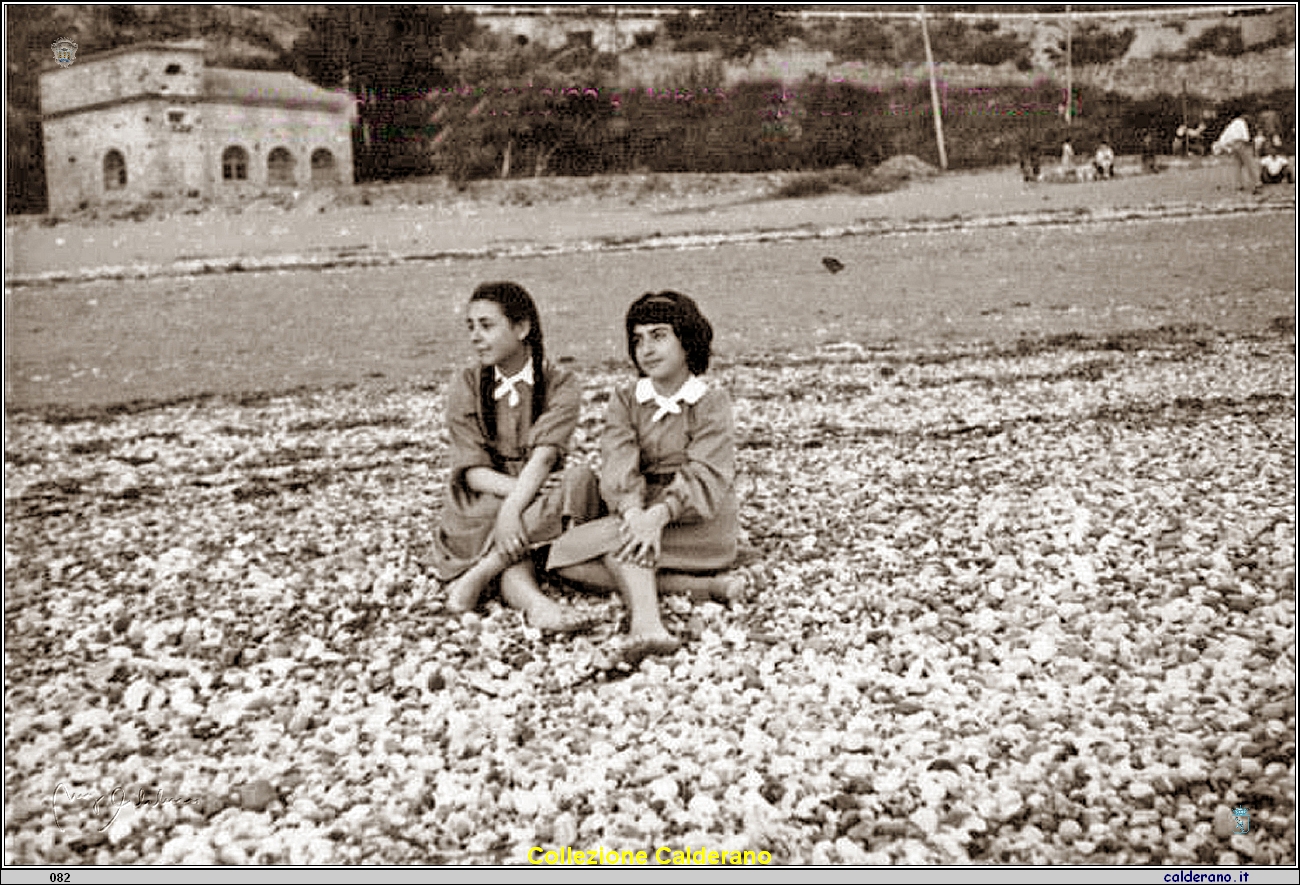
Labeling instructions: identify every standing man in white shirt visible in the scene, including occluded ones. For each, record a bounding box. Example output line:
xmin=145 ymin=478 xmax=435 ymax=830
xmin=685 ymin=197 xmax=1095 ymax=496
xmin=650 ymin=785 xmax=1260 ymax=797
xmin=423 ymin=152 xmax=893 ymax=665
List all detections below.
xmin=1212 ymin=112 xmax=1261 ymax=193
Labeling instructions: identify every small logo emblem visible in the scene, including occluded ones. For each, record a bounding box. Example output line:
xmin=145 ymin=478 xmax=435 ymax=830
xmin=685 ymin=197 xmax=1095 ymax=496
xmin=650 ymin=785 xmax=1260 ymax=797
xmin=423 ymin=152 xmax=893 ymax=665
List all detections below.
xmin=51 ymin=39 xmax=78 ymax=67
xmin=1233 ymin=806 xmax=1250 ymax=835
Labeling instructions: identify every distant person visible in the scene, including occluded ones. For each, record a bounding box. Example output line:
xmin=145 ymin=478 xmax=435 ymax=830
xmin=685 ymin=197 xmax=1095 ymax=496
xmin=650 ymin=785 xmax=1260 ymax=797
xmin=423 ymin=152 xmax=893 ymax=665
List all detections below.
xmin=1257 ymin=109 xmax=1284 ymax=152
xmin=1173 ymin=123 xmax=1207 ymax=156
xmin=1061 ymin=140 xmax=1074 ymax=170
xmin=1141 ymin=131 xmax=1159 ymax=173
xmin=1093 ymin=142 xmax=1115 ymax=179
xmin=1019 ymin=135 xmax=1040 ymax=182
xmin=1212 ymin=113 xmax=1261 ymax=193
xmin=1259 ymin=145 xmax=1294 ymax=185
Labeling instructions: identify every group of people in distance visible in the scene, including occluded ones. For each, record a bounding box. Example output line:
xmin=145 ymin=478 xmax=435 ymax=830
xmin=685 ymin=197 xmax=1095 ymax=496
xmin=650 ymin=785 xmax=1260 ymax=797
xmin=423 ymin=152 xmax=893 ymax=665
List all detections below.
xmin=428 ymin=282 xmax=742 ymax=665
xmin=1020 ymin=137 xmax=1115 ymax=182
xmin=1021 ymin=110 xmax=1295 ymax=191
xmin=1211 ymin=110 xmax=1295 ymax=192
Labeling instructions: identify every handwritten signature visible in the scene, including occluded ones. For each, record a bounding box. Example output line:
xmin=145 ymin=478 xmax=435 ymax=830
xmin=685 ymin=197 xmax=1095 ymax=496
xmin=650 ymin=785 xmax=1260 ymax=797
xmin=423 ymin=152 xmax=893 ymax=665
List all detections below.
xmin=49 ymin=783 xmax=202 ymax=831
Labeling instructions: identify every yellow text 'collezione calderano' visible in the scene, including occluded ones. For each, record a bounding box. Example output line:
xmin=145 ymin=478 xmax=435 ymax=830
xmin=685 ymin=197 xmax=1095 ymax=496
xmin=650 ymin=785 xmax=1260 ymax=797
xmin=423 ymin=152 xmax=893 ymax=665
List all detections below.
xmin=528 ymin=845 xmax=773 ymax=866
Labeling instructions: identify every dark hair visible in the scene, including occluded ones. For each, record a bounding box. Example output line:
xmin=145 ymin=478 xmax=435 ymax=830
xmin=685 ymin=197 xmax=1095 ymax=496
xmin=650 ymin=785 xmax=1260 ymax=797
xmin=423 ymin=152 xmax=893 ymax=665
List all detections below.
xmin=469 ymin=281 xmax=547 ymax=442
xmin=625 ymin=290 xmax=713 ymax=376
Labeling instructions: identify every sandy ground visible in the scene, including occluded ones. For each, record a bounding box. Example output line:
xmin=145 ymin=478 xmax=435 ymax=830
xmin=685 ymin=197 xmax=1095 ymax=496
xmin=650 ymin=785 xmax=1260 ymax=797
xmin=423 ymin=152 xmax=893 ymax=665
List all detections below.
xmin=5 ymin=156 xmax=1295 ymax=281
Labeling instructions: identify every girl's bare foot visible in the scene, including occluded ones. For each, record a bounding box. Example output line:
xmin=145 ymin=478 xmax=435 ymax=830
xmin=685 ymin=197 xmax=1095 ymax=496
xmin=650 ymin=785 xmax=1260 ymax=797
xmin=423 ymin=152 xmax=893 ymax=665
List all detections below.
xmin=687 ymin=574 xmax=747 ymax=604
xmin=620 ymin=630 xmax=680 ymax=666
xmin=525 ymin=601 xmax=598 ymax=635
xmin=446 ymin=572 xmax=488 ymax=613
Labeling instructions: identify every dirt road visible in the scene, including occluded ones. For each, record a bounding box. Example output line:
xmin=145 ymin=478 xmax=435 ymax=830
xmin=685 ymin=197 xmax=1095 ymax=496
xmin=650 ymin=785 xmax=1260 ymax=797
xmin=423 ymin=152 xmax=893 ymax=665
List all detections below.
xmin=4 ymin=159 xmax=1295 ymax=415
xmin=5 ymin=158 xmax=1293 ymax=281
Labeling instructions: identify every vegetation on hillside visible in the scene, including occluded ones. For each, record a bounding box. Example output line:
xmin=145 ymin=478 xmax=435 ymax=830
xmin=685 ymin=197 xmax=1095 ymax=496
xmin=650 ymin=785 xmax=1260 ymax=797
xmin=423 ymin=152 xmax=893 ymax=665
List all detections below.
xmin=800 ymin=16 xmax=1034 ymax=69
xmin=5 ymin=5 xmax=1295 ymax=214
xmin=1046 ymin=23 xmax=1137 ymax=65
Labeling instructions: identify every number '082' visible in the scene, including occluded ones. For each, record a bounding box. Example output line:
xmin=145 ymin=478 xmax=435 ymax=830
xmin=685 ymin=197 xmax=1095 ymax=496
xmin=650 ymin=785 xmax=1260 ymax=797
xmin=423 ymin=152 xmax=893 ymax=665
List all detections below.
xmin=51 ymin=874 xmax=72 ymax=883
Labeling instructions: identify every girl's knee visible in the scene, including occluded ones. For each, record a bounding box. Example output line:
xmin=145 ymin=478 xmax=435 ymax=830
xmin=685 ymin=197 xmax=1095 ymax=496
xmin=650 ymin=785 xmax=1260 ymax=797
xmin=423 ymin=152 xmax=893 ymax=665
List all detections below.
xmin=563 ymin=463 xmax=604 ymax=521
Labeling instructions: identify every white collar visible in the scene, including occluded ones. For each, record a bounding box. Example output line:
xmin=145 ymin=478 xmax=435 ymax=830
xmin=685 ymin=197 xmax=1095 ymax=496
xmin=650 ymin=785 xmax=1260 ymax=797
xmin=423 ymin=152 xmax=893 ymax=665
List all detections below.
xmin=635 ymin=375 xmax=708 ymax=422
xmin=493 ymin=361 xmax=534 ymax=408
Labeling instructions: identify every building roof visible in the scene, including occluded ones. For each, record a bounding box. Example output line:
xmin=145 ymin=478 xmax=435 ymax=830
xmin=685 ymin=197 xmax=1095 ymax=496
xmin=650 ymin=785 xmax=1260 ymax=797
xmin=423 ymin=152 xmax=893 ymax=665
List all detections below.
xmin=203 ymin=68 xmax=355 ymax=115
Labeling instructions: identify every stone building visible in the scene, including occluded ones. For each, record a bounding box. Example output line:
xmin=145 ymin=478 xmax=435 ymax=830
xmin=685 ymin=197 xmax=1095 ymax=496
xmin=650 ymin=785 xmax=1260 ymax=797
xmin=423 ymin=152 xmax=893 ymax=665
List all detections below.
xmin=39 ymin=42 xmax=356 ymax=214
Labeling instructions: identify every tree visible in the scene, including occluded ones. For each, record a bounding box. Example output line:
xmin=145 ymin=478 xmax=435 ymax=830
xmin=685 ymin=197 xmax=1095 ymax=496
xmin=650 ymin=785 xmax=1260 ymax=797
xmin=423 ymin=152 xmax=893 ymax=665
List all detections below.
xmin=290 ymin=7 xmax=479 ymax=180
xmin=292 ymin=7 xmax=477 ymax=96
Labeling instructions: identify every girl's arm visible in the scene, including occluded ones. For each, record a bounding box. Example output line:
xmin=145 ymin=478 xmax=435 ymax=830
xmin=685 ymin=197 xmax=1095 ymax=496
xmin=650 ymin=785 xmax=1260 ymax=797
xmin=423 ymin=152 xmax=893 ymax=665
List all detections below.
xmin=463 ymin=466 xmax=516 ymax=498
xmin=657 ymin=386 xmax=736 ymax=525
xmin=600 ymin=385 xmax=648 ymax=516
xmin=491 ymin=444 xmax=559 ymax=560
xmin=446 ymin=368 xmax=512 ymax=494
xmin=495 ymin=366 xmax=581 ymax=558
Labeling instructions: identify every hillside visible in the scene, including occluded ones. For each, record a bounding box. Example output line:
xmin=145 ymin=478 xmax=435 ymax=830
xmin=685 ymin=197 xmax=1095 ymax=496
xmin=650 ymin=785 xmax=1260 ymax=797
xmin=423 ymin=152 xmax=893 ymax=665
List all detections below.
xmin=5 ymin=4 xmax=1295 ymax=214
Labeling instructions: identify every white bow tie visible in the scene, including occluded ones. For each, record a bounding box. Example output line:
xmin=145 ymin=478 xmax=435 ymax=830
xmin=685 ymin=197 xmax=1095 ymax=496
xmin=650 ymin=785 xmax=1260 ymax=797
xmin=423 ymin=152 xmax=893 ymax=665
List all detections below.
xmin=494 ymin=362 xmax=534 ymax=408
xmin=636 ymin=376 xmax=708 ymax=422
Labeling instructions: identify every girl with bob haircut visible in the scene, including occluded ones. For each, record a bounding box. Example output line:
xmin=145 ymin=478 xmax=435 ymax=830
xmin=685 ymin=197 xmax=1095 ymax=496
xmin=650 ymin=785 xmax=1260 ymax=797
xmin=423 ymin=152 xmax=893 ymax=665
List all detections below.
xmin=547 ymin=291 xmax=742 ymax=663
xmin=429 ymin=281 xmax=600 ymax=633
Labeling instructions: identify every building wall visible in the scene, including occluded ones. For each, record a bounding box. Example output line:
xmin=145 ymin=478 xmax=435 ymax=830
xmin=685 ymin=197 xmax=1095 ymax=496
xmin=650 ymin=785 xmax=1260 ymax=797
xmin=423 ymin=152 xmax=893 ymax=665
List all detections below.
xmin=43 ymin=96 xmax=353 ymax=213
xmin=202 ymin=101 xmax=353 ymax=196
xmin=40 ymin=46 xmax=354 ymax=214
xmin=39 ymin=45 xmax=204 ymax=116
xmin=475 ymin=11 xmax=661 ymax=52
xmin=43 ymin=104 xmax=159 ymax=214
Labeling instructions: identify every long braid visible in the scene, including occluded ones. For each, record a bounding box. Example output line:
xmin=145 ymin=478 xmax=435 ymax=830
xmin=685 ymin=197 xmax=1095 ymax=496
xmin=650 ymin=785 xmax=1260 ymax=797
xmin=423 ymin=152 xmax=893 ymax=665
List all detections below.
xmin=529 ymin=322 xmax=546 ymax=424
xmin=478 ymin=365 xmax=497 ymax=446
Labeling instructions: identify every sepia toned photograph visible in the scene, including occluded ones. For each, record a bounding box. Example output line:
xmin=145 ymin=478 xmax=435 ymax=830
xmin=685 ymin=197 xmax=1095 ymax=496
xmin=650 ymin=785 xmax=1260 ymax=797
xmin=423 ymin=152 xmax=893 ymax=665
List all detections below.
xmin=4 ymin=3 xmax=1296 ymax=875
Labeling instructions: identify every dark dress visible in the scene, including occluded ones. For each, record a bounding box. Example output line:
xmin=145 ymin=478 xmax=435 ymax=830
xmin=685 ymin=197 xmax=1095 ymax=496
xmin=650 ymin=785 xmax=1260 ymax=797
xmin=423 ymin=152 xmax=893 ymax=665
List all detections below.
xmin=546 ymin=376 xmax=738 ymax=573
xmin=429 ymin=361 xmax=599 ymax=581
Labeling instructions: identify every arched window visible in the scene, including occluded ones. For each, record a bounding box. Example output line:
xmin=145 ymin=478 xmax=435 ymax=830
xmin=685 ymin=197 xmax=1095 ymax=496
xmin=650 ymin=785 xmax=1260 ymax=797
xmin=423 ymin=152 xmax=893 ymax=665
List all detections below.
xmin=103 ymin=150 xmax=127 ymax=191
xmin=310 ymin=148 xmax=338 ymax=184
xmin=222 ymin=146 xmax=248 ymax=181
xmin=267 ymin=147 xmax=296 ymax=186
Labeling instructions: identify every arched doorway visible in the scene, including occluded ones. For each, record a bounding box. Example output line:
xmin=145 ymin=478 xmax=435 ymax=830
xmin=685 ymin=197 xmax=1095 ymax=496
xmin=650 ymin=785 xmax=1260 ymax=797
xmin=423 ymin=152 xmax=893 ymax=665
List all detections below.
xmin=103 ymin=150 xmax=127 ymax=191
xmin=310 ymin=148 xmax=338 ymax=184
xmin=267 ymin=147 xmax=296 ymax=186
xmin=221 ymin=146 xmax=249 ymax=181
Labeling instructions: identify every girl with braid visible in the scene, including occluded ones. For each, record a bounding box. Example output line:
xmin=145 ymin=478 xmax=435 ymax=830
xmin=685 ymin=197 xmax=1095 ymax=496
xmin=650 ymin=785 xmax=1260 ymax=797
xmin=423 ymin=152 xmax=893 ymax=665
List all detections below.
xmin=428 ymin=281 xmax=599 ymax=633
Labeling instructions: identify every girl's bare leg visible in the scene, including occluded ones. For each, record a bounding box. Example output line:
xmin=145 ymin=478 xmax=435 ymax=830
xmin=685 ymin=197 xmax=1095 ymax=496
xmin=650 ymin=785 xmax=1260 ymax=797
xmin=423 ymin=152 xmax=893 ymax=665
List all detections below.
xmin=446 ymin=549 xmax=510 ymax=613
xmin=499 ymin=561 xmax=595 ymax=634
xmin=556 ymin=561 xmax=743 ymax=603
xmin=603 ymin=554 xmax=679 ymax=662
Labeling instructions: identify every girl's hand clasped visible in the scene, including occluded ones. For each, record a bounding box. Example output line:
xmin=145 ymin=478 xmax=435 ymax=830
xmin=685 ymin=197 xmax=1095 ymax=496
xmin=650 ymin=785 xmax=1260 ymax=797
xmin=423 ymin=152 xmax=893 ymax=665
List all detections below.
xmin=616 ymin=505 xmax=666 ymax=568
xmin=494 ymin=507 xmax=529 ymax=562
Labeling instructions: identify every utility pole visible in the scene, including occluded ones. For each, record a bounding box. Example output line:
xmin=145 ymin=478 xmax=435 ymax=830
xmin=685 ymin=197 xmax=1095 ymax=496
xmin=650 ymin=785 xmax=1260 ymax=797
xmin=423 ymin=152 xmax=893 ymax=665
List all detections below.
xmin=919 ymin=5 xmax=947 ymax=170
xmin=1181 ymin=79 xmax=1188 ymax=156
xmin=1065 ymin=4 xmax=1072 ymax=126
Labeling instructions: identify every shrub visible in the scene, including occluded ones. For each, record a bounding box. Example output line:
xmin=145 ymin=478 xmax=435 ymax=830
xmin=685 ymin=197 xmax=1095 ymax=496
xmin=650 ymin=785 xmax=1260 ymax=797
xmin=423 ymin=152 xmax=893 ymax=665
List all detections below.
xmin=1163 ymin=23 xmax=1248 ymax=60
xmin=1048 ymin=24 xmax=1135 ymax=65
xmin=834 ymin=19 xmax=900 ymax=64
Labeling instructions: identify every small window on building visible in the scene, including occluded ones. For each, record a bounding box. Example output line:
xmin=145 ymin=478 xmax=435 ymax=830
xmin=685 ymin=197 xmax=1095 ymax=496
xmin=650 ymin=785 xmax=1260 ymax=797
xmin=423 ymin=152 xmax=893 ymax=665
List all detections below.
xmin=104 ymin=150 xmax=127 ymax=191
xmin=222 ymin=146 xmax=249 ymax=182
xmin=310 ymin=148 xmax=338 ymax=184
xmin=168 ymin=110 xmax=185 ymax=124
xmin=165 ymin=64 xmax=182 ymax=74
xmin=267 ymin=147 xmax=297 ymax=186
